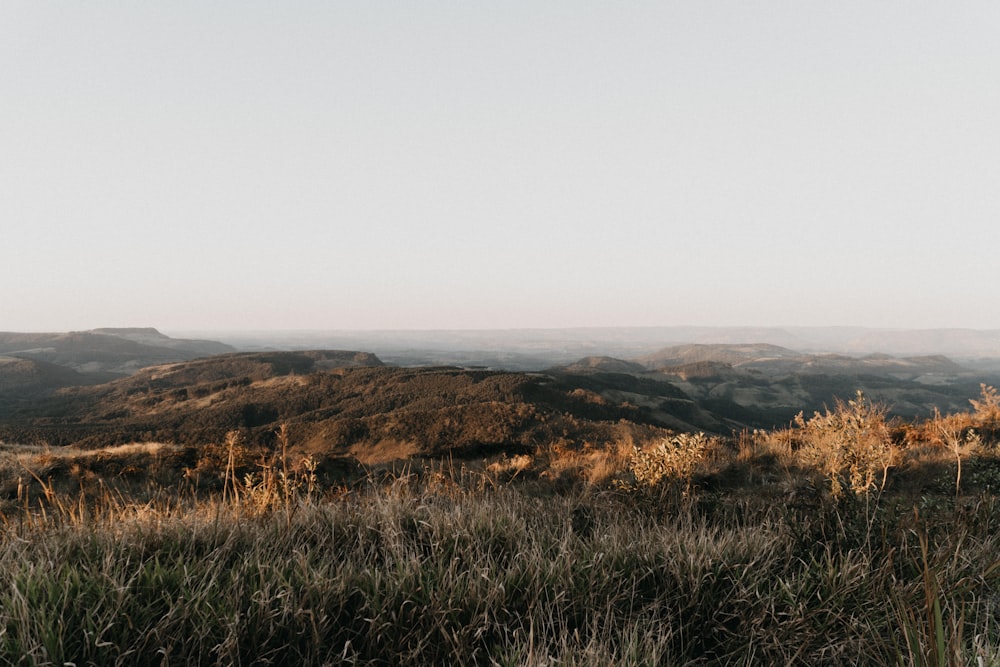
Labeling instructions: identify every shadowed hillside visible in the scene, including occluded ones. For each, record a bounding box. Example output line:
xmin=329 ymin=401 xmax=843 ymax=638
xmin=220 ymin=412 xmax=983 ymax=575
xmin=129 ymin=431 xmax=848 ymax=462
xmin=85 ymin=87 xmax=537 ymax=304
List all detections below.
xmin=614 ymin=344 xmax=993 ymax=425
xmin=5 ymin=344 xmax=996 ymax=458
xmin=0 ymin=356 xmax=103 ymax=393
xmin=0 ymin=352 xmax=674 ymax=470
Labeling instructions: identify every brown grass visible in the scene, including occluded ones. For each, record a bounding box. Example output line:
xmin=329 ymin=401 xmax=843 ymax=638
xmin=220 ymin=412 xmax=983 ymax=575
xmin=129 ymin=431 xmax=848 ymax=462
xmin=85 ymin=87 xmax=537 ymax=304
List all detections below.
xmin=4 ymin=389 xmax=1000 ymax=663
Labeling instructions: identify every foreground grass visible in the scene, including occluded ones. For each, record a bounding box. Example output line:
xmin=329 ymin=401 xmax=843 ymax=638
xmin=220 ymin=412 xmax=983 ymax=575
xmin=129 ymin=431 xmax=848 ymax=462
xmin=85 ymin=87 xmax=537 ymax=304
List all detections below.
xmin=3 ymin=481 xmax=1000 ymax=666
xmin=4 ymin=387 xmax=1000 ymax=665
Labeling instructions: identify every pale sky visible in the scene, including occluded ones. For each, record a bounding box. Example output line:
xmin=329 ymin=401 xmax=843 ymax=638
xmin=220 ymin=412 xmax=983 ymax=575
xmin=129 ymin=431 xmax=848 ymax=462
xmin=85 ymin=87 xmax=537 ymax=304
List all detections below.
xmin=3 ymin=2 xmax=999 ymax=332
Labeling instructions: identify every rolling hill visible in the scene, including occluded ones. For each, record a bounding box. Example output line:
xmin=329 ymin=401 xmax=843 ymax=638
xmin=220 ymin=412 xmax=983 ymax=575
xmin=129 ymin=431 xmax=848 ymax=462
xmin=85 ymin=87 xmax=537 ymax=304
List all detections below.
xmin=0 ymin=328 xmax=234 ymax=377
xmin=3 ymin=327 xmax=1000 ymax=471
xmin=0 ymin=352 xmax=674 ymax=467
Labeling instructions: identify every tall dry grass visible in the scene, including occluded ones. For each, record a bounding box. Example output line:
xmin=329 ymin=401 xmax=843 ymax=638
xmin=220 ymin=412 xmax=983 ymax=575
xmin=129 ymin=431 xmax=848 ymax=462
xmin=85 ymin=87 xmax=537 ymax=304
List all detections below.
xmin=2 ymin=470 xmax=1000 ymax=665
xmin=3 ymin=388 xmax=1000 ymax=664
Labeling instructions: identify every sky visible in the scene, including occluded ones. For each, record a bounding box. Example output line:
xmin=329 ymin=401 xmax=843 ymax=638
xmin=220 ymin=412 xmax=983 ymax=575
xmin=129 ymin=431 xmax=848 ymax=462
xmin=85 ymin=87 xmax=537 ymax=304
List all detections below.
xmin=3 ymin=2 xmax=1000 ymax=333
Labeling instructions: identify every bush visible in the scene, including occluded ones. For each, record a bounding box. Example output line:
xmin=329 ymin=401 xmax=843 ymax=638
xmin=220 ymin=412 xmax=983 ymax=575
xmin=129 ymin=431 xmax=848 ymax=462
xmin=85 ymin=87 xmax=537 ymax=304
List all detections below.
xmin=792 ymin=391 xmax=898 ymax=497
xmin=623 ymin=432 xmax=715 ymax=495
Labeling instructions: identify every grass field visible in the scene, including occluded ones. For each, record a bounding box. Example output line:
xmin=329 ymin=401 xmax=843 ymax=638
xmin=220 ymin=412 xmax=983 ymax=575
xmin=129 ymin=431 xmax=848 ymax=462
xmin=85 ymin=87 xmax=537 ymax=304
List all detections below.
xmin=3 ymin=389 xmax=1000 ymax=665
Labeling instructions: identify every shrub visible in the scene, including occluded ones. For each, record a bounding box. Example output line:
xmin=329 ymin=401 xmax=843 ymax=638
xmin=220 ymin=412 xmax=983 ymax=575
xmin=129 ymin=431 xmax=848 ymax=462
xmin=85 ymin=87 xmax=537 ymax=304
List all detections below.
xmin=970 ymin=384 xmax=1000 ymax=427
xmin=623 ymin=432 xmax=714 ymax=495
xmin=792 ymin=391 xmax=898 ymax=497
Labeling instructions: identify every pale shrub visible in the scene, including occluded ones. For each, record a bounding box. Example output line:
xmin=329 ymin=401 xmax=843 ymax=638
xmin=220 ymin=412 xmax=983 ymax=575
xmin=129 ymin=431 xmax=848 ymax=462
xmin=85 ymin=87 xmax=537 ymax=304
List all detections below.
xmin=794 ymin=391 xmax=898 ymax=497
xmin=625 ymin=432 xmax=714 ymax=494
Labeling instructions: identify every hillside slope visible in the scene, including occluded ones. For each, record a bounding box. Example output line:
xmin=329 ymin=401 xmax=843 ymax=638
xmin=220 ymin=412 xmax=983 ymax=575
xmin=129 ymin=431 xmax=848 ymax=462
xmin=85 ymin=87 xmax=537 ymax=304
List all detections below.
xmin=0 ymin=352 xmax=673 ymax=464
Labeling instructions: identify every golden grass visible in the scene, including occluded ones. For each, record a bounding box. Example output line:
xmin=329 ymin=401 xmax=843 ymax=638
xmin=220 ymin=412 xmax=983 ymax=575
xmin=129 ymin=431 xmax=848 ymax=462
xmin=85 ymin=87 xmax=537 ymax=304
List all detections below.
xmin=349 ymin=438 xmax=423 ymax=465
xmin=2 ymin=467 xmax=1000 ymax=665
xmin=3 ymin=389 xmax=1000 ymax=663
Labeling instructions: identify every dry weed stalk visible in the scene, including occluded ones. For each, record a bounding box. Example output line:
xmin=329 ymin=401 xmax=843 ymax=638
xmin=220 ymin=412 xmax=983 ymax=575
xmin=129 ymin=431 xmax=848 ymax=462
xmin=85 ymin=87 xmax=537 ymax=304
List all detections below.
xmin=217 ymin=426 xmax=319 ymax=517
xmin=932 ymin=409 xmax=969 ymax=498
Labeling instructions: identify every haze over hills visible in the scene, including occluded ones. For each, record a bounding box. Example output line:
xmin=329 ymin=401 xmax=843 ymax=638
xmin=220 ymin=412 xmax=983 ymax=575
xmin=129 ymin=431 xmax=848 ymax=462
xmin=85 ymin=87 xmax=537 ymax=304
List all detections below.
xmin=637 ymin=343 xmax=802 ymax=369
xmin=1 ymin=325 xmax=1000 ymax=458
xmin=625 ymin=343 xmax=988 ymax=424
xmin=5 ymin=326 xmax=1000 ymax=379
xmin=194 ymin=326 xmax=1000 ymax=370
xmin=2 ymin=327 xmax=1000 ymax=455
xmin=0 ymin=328 xmax=234 ymax=377
xmin=637 ymin=343 xmax=969 ymax=379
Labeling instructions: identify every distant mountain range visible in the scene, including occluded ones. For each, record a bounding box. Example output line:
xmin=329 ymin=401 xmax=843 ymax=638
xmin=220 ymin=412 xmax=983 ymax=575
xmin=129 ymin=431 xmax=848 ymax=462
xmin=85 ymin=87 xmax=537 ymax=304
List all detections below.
xmin=636 ymin=343 xmax=968 ymax=379
xmin=1 ymin=327 xmax=1000 ymax=453
xmin=0 ymin=328 xmax=234 ymax=377
xmin=757 ymin=327 xmax=1000 ymax=360
xmin=200 ymin=326 xmax=1000 ymax=369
